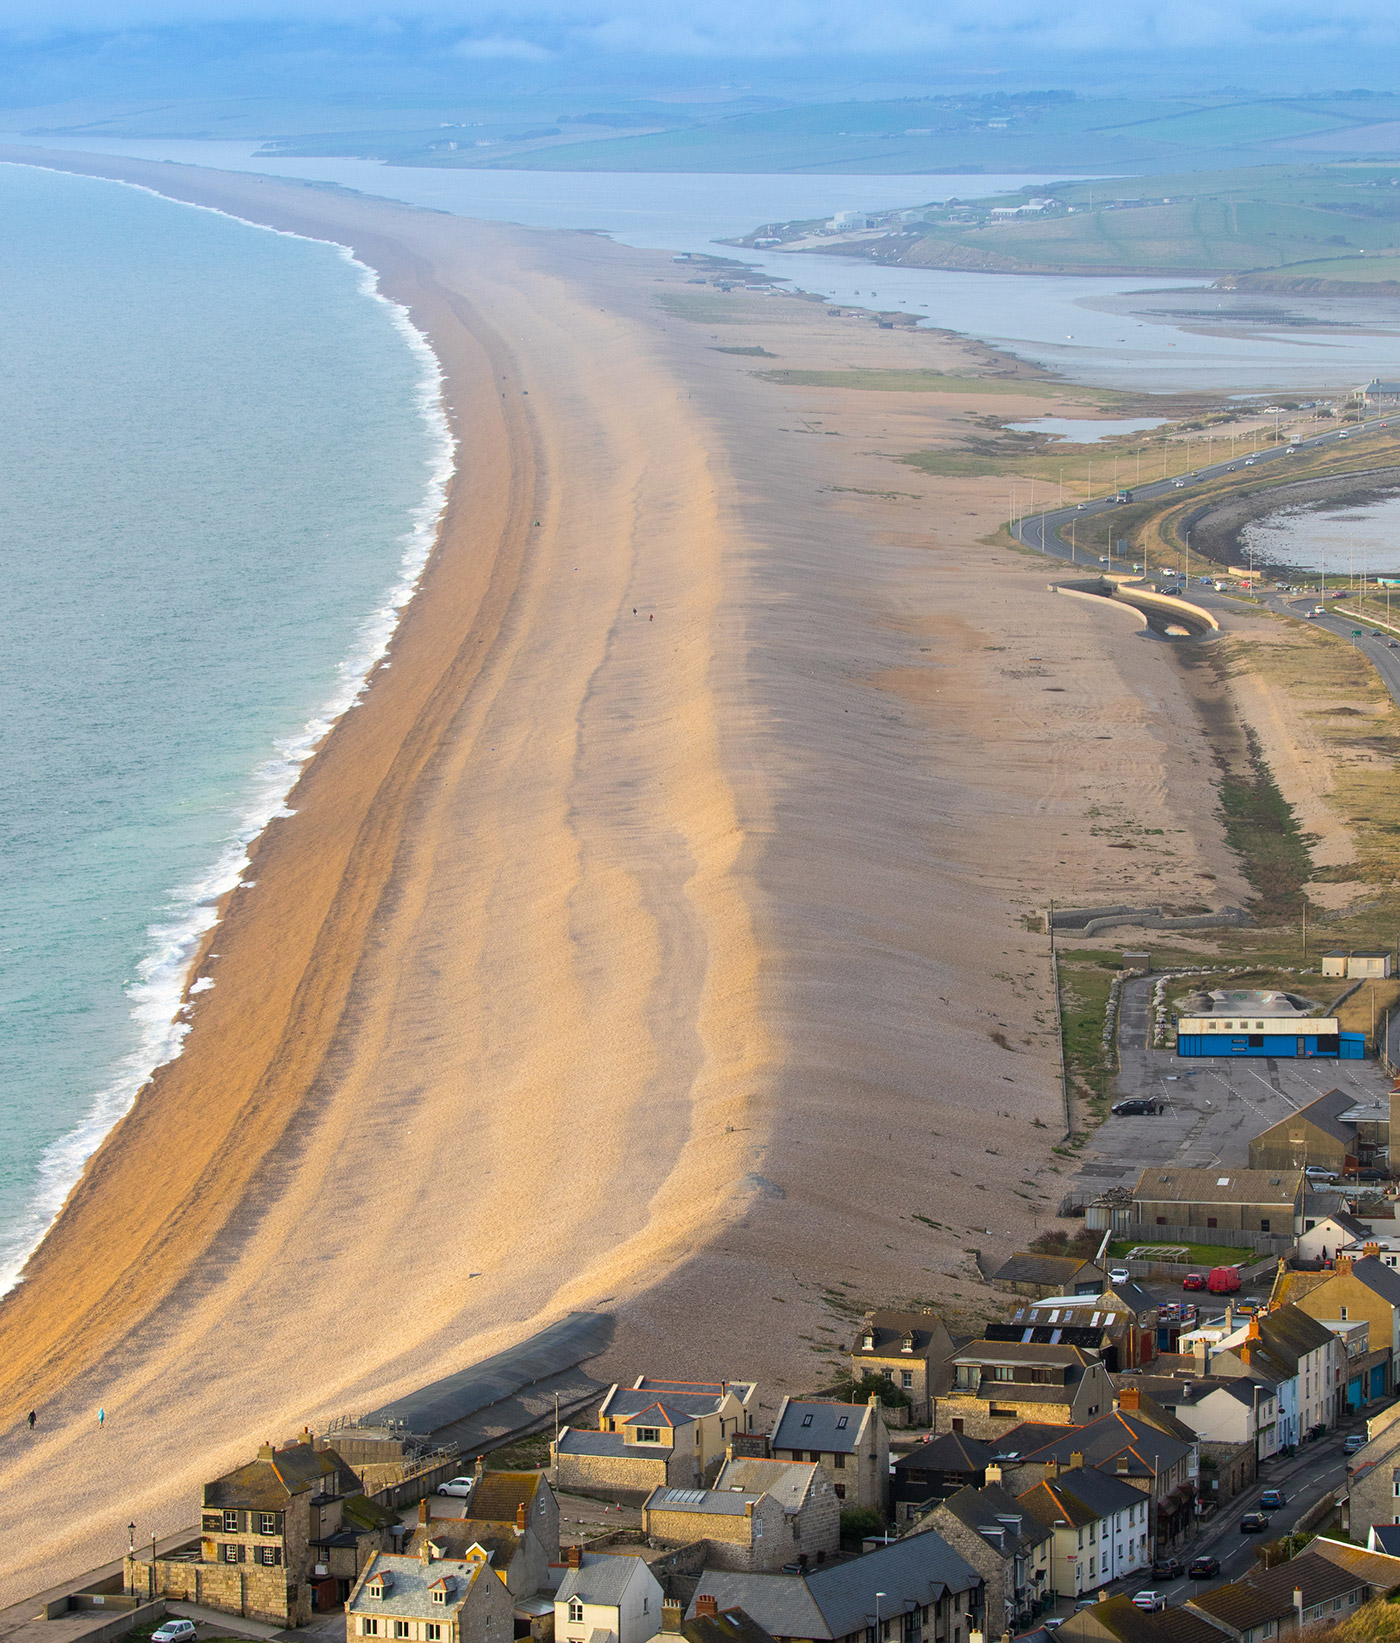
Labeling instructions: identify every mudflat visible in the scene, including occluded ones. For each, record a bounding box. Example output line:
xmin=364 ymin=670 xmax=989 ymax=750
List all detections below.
xmin=0 ymin=150 xmax=1246 ymax=1601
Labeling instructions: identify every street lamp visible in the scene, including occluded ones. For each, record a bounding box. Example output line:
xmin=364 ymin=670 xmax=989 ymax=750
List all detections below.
xmin=875 ymin=1592 xmax=886 ymax=1643
xmin=127 ymin=1523 xmax=135 ymax=1555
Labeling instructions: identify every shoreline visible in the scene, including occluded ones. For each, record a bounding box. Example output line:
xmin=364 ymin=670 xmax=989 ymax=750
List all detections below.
xmin=0 ymin=165 xmax=457 ymax=1297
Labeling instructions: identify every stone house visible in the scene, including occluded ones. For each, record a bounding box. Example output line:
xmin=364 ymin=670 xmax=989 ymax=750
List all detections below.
xmin=768 ymin=1395 xmax=889 ymax=1512
xmin=890 ymin=1434 xmax=996 ymax=1523
xmin=933 ymin=1342 xmax=1113 ymax=1440
xmin=1249 ymin=1088 xmax=1365 ymax=1175
xmin=909 ymin=1482 xmax=1052 ymax=1634
xmin=642 ymin=1486 xmax=788 ymax=1571
xmin=555 ymin=1547 xmax=664 ymax=1643
xmin=555 ymin=1380 xmax=755 ymax=1499
xmin=848 ymin=1309 xmax=958 ymax=1424
xmin=124 ymin=1436 xmax=381 ymax=1624
xmin=348 ymin=1546 xmax=512 ymax=1643
xmin=713 ymin=1455 xmax=840 ymax=1564
xmin=688 ymin=1525 xmax=983 ymax=1643
xmin=989 ymin=1255 xmax=1105 ymax=1299
xmin=1016 ymin=1468 xmax=1149 ymax=1600
xmin=407 ymin=1497 xmax=553 ymax=1597
xmin=1131 ymin=1167 xmax=1304 ymax=1236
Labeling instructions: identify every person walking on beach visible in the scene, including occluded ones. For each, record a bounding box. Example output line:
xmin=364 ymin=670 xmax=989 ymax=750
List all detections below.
xmin=26 ymin=1410 xmax=35 ymax=1429
xmin=98 ymin=1408 xmax=105 ymax=1428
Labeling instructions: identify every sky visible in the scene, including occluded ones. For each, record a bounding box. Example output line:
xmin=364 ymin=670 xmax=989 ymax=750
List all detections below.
xmin=1 ymin=0 xmax=1398 ymax=107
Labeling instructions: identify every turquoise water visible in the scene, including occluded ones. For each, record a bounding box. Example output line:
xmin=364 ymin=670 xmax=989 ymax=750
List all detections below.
xmin=0 ymin=163 xmax=450 ymax=1288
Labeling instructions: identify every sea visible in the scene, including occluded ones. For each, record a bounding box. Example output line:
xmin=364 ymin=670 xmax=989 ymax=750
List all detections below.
xmin=8 ymin=138 xmax=1400 ymax=1294
xmin=0 ymin=161 xmax=451 ymax=1291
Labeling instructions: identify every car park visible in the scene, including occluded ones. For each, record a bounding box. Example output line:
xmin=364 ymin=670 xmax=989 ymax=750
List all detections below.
xmin=1260 ymin=1489 xmax=1286 ymax=1510
xmin=1240 ymin=1512 xmax=1269 ymax=1533
xmin=1132 ymin=1593 xmax=1166 ymax=1612
xmin=1189 ymin=1556 xmax=1221 ymax=1579
xmin=1182 ymin=1273 xmax=1206 ymax=1291
xmin=1152 ymin=1558 xmax=1184 ymax=1580
xmin=1345 ymin=1433 xmax=1368 ymax=1454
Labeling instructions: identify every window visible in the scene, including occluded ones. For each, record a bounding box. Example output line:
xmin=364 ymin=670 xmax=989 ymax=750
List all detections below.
xmin=833 ymin=1453 xmax=845 ymax=1469
xmin=426 ymin=1628 xmax=441 ymax=1641
xmin=801 ymin=1414 xmax=814 ymax=1427
xmin=362 ymin=1624 xmax=380 ymax=1638
xmin=810 ymin=1451 xmax=821 ymax=1463
xmin=1341 ymin=1306 xmax=1349 ymax=1320
xmin=836 ymin=1415 xmax=849 ymax=1429
xmin=989 ymin=1404 xmax=1017 ymax=1419
xmin=635 ymin=1427 xmax=661 ymax=1444
xmin=223 ymin=1510 xmax=239 ymax=1533
xmin=1156 ymin=1216 xmax=1166 ymax=1226
xmin=834 ymin=1484 xmax=846 ymax=1500
xmin=258 ymin=1512 xmax=277 ymax=1536
xmin=569 ymin=1602 xmax=585 ymax=1624
xmin=222 ymin=1544 xmax=242 ymax=1564
xmin=395 ymin=1623 xmax=410 ymax=1638
xmin=257 ymin=1546 xmax=281 ymax=1567
xmin=1260 ymin=1220 xmax=1270 ymax=1233
xmin=1207 ymin=1217 xmax=1218 ymax=1229
xmin=901 ymin=1372 xmax=913 ymax=1389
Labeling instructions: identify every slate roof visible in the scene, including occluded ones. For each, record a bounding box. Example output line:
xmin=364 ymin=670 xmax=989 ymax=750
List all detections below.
xmin=715 ymin=1457 xmax=825 ymax=1511
xmin=1133 ymin=1167 xmax=1303 ymax=1207
xmin=602 ymin=1379 xmax=753 ymax=1423
xmin=1346 ymin=1256 xmax=1400 ymax=1305
xmin=927 ymin=1482 xmax=1052 ymax=1554
xmin=1100 ymin=1281 xmax=1159 ymax=1317
xmin=342 ymin=1493 xmax=402 ymax=1533
xmin=953 ymin=1341 xmax=1092 ymax=1372
xmin=771 ymin=1400 xmax=870 ymax=1455
xmin=349 ymin=1553 xmax=487 ymax=1618
xmin=688 ymin=1529 xmax=979 ymax=1641
xmin=894 ymin=1432 xmax=995 ymax=1475
xmin=1016 ymin=1478 xmax=1097 ymax=1531
xmin=681 ymin=1608 xmax=778 ymax=1643
xmin=1017 ymin=1410 xmax=1192 ymax=1478
xmin=646 ymin=1487 xmax=762 ymax=1518
xmin=991 ymin=1254 xmax=1101 ymax=1288
xmin=407 ymin=1520 xmax=523 ymax=1563
xmin=1047 ymin=1466 xmax=1143 ymax=1519
xmin=555 ymin=1430 xmax=633 ymax=1458
xmin=1370 ymin=1526 xmax=1400 ymax=1557
xmin=1329 ymin=1211 xmax=1378 ymax=1242
xmin=557 ymin=1553 xmax=657 ymax=1607
xmin=1256 ymin=1303 xmax=1340 ymax=1370
xmin=990 ymin=1423 xmax=1077 ymax=1460
xmin=985 ymin=1324 xmax=1106 ymax=1354
xmin=851 ymin=1311 xmax=948 ymax=1359
xmin=1255 ymin=1087 xmax=1356 ymax=1148
xmin=204 ymin=1442 xmax=353 ymax=1510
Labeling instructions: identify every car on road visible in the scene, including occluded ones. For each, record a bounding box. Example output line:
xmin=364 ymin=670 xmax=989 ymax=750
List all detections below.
xmin=1390 ymin=641 xmax=1399 ymax=649
xmin=1042 ymin=1622 xmax=1064 ymax=1633
xmin=439 ymin=1475 xmax=477 ymax=1497
xmin=1189 ymin=1556 xmax=1221 ymax=1579
xmin=1108 ymin=1266 xmax=1132 ymax=1285
xmin=1305 ymin=1165 xmax=1339 ymax=1182
xmin=1132 ymin=1593 xmax=1166 ymax=1612
xmin=1244 ymin=458 xmax=1257 ymax=466
xmin=1345 ymin=1433 xmax=1368 ymax=1454
xmin=1225 ymin=464 xmax=1237 ymax=471
xmin=1111 ymin=1097 xmax=1162 ymax=1115
xmin=1373 ymin=631 xmax=1384 ymax=638
xmin=1286 ymin=446 xmax=1297 ymax=453
xmin=1182 ymin=1273 xmax=1206 ymax=1291
xmin=1173 ymin=479 xmax=1187 ymax=488
xmin=1259 ymin=1489 xmax=1287 ymax=1511
xmin=152 ymin=1626 xmax=196 ymax=1643
xmin=1152 ymin=1558 xmax=1185 ymax=1580
xmin=1240 ymin=1512 xmax=1269 ymax=1533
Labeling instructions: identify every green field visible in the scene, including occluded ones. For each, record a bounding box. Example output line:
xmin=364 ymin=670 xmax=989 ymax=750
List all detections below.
xmin=1108 ymin=1240 xmax=1252 ymax=1268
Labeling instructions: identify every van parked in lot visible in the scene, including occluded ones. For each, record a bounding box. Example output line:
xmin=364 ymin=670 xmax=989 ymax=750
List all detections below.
xmin=1207 ymin=1266 xmax=1241 ymax=1294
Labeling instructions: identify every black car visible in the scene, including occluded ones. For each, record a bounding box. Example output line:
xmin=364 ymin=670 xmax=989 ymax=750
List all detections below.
xmin=1241 ymin=1512 xmax=1269 ymax=1533
xmin=1188 ymin=1557 xmax=1220 ymax=1579
xmin=1111 ymin=1098 xmax=1162 ymax=1116
xmin=1152 ymin=1558 xmax=1184 ymax=1580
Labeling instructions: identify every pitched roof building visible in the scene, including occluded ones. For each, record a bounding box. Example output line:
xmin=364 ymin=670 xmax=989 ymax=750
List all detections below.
xmin=989 ymin=1255 xmax=1106 ymax=1299
xmin=909 ymin=1482 xmax=1052 ymax=1633
xmin=935 ymin=1342 xmax=1114 ymax=1442
xmin=1131 ymin=1168 xmax=1303 ymax=1236
xmin=849 ymin=1309 xmax=958 ymax=1424
xmin=769 ymin=1396 xmax=889 ymax=1512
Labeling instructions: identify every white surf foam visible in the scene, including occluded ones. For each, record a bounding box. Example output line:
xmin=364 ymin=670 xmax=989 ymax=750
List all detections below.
xmin=0 ymin=166 xmax=456 ymax=1294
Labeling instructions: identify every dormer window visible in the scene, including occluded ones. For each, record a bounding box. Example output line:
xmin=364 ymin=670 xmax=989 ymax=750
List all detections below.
xmin=433 ymin=1589 xmax=447 ymax=1606
xmin=568 ymin=1600 xmax=584 ymax=1623
xmin=901 ymin=1335 xmax=915 ymax=1354
xmin=862 ymin=1332 xmax=875 ymax=1351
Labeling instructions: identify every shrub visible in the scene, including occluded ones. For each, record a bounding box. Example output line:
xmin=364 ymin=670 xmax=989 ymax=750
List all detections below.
xmin=840 ymin=1507 xmax=885 ymax=1541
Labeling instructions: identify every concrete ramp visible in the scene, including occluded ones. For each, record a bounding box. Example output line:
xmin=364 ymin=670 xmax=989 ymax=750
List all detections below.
xmin=368 ymin=1311 xmax=614 ymax=1439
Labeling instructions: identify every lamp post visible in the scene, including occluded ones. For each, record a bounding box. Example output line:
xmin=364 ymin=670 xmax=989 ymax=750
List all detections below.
xmin=875 ymin=1592 xmax=886 ymax=1643
xmin=127 ymin=1524 xmax=135 ymax=1597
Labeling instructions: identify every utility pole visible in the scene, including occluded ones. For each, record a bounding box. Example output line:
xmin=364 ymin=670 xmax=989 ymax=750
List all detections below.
xmin=1302 ymin=903 xmax=1308 ymax=965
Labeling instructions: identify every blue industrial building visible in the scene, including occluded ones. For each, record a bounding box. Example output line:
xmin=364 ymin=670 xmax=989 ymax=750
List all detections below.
xmin=1176 ymin=1017 xmax=1365 ymax=1059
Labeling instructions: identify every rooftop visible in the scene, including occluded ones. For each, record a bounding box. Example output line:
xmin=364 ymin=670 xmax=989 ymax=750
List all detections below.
xmin=1132 ymin=1167 xmax=1303 ymax=1206
xmin=350 ymin=1553 xmax=486 ymax=1618
xmin=714 ymin=1457 xmax=826 ymax=1510
xmin=646 ymin=1487 xmax=763 ymax=1518
xmin=204 ymin=1441 xmax=353 ymax=1511
xmin=557 ymin=1553 xmax=657 ymax=1608
xmin=771 ymin=1400 xmax=872 ymax=1455
xmin=990 ymin=1254 xmax=1101 ymax=1287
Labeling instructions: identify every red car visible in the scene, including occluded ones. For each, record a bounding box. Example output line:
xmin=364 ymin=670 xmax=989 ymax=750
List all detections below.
xmin=1182 ymin=1273 xmax=1206 ymax=1291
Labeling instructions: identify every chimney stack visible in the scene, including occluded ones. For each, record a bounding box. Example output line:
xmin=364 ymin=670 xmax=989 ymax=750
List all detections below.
xmin=258 ymin=1443 xmax=276 ymax=1460
xmin=662 ymin=1603 xmax=683 ymax=1633
xmin=1365 ymin=1241 xmax=1381 ymax=1259
xmin=696 ymin=1596 xmax=718 ymax=1619
xmin=517 ymin=1503 xmax=527 ymax=1531
xmin=1069 ymin=1451 xmax=1084 ymax=1471
xmin=985 ymin=1465 xmax=1002 ymax=1486
xmin=567 ymin=1544 xmax=582 ymax=1570
xmin=419 ymin=1498 xmax=431 ymax=1527
xmin=1118 ymin=1385 xmax=1141 ymax=1412
xmin=1338 ymin=1254 xmax=1355 ymax=1276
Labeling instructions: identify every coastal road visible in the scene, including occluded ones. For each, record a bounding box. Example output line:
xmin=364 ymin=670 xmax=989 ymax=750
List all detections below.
xmin=1015 ymin=411 xmax=1398 ymax=578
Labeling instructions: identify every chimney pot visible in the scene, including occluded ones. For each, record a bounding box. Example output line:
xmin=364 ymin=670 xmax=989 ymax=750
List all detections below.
xmin=696 ymin=1596 xmax=718 ymax=1619
xmin=419 ymin=1498 xmax=431 ymax=1526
